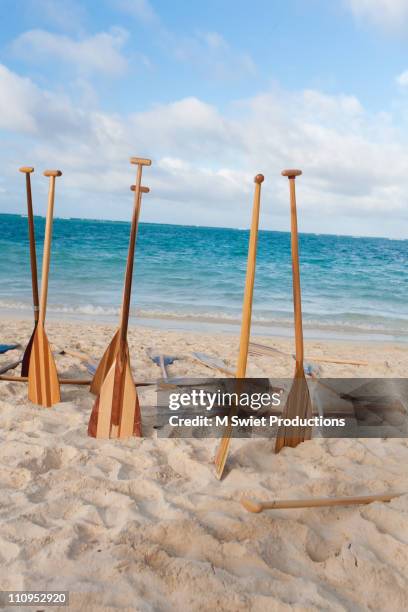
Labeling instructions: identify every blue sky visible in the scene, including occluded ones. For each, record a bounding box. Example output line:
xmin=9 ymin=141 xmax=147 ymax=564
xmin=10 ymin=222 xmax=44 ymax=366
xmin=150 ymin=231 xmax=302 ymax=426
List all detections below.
xmin=1 ymin=0 xmax=408 ymax=237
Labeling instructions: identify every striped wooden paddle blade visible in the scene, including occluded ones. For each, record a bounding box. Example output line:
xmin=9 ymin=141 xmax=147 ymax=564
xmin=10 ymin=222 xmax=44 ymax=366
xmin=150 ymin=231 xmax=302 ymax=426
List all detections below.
xmin=88 ymin=351 xmax=142 ymax=439
xmin=27 ymin=322 xmax=60 ymax=407
xmin=21 ymin=324 xmax=37 ymax=376
xmin=275 ymin=366 xmax=312 ymax=453
xmin=90 ymin=328 xmax=120 ymax=395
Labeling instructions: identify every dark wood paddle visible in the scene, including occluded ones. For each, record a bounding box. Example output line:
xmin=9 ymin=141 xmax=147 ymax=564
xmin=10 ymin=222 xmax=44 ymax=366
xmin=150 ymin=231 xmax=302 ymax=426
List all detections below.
xmin=90 ymin=180 xmax=150 ymax=396
xmin=214 ymin=174 xmax=264 ymax=479
xmin=19 ymin=166 xmax=40 ymax=376
xmin=27 ymin=170 xmax=62 ymax=407
xmin=88 ymin=157 xmax=151 ymax=438
xmin=275 ymin=169 xmax=312 ymax=452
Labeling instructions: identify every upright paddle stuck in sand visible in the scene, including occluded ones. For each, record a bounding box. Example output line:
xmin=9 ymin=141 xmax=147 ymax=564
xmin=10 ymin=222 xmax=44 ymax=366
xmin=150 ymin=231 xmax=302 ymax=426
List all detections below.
xmin=27 ymin=170 xmax=62 ymax=407
xmin=275 ymin=169 xmax=312 ymax=452
xmin=90 ymin=178 xmax=149 ymax=397
xmin=88 ymin=157 xmax=151 ymax=439
xmin=214 ymin=174 xmax=264 ymax=479
xmin=19 ymin=166 xmax=40 ymax=376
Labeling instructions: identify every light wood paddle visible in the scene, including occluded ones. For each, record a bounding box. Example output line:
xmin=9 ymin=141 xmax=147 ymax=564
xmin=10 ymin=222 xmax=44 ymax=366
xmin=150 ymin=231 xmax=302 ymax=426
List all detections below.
xmin=88 ymin=157 xmax=151 ymax=439
xmin=214 ymin=174 xmax=264 ymax=479
xmin=90 ymin=183 xmax=149 ymax=395
xmin=27 ymin=170 xmax=62 ymax=407
xmin=275 ymin=169 xmax=312 ymax=452
xmin=19 ymin=166 xmax=40 ymax=376
xmin=241 ymin=491 xmax=403 ymax=513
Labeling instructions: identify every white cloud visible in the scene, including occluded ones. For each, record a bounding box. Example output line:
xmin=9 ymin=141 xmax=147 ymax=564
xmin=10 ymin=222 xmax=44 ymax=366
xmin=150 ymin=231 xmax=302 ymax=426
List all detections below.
xmin=0 ymin=63 xmax=407 ymax=237
xmin=0 ymin=64 xmax=90 ymax=137
xmin=11 ymin=27 xmax=128 ymax=76
xmin=396 ymin=70 xmax=408 ymax=86
xmin=345 ymin=0 xmax=408 ymax=29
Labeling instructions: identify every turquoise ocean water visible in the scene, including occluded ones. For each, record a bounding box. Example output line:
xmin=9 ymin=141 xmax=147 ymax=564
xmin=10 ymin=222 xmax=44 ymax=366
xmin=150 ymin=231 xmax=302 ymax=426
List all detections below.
xmin=0 ymin=213 xmax=407 ymax=341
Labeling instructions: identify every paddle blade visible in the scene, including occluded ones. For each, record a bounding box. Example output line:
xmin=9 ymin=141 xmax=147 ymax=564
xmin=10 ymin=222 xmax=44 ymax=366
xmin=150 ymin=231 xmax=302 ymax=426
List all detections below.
xmin=275 ymin=368 xmax=312 ymax=453
xmin=90 ymin=329 xmax=120 ymax=395
xmin=21 ymin=325 xmax=37 ymax=376
xmin=27 ymin=323 xmax=60 ymax=407
xmin=88 ymin=353 xmax=141 ymax=439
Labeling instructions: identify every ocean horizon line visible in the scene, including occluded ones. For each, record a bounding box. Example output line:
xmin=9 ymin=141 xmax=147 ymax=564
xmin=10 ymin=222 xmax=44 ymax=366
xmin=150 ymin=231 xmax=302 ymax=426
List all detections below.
xmin=1 ymin=212 xmax=406 ymax=242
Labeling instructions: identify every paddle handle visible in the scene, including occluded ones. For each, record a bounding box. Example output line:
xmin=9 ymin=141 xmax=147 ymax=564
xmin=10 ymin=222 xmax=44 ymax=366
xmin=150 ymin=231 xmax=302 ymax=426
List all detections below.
xmin=285 ymin=171 xmax=304 ymax=368
xmin=21 ymin=168 xmax=39 ymax=321
xmin=40 ymin=173 xmax=60 ymax=321
xmin=236 ymin=174 xmax=264 ymax=378
xmin=119 ymin=162 xmax=146 ymax=342
xmin=242 ymin=492 xmax=403 ymax=513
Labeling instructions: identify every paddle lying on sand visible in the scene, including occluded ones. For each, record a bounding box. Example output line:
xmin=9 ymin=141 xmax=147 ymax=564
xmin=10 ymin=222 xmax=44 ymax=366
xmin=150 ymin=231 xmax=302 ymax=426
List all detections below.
xmin=19 ymin=166 xmax=40 ymax=376
xmin=241 ymin=492 xmax=403 ymax=513
xmin=60 ymin=348 xmax=97 ymax=375
xmin=27 ymin=170 xmax=62 ymax=407
xmin=2 ymin=374 xmax=90 ymax=385
xmin=90 ymin=183 xmax=149 ymax=396
xmin=191 ymin=352 xmax=235 ymax=376
xmin=146 ymin=348 xmax=179 ymax=380
xmin=88 ymin=158 xmax=151 ymax=438
xmin=60 ymin=348 xmax=157 ymax=387
xmin=275 ymin=169 xmax=312 ymax=452
xmin=249 ymin=342 xmax=369 ymax=367
xmin=0 ymin=344 xmax=20 ymax=354
xmin=214 ymin=174 xmax=264 ymax=480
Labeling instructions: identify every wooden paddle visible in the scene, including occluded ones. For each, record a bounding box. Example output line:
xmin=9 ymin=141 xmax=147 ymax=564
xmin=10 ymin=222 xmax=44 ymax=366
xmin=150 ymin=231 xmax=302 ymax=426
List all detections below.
xmin=27 ymin=170 xmax=62 ymax=407
xmin=19 ymin=166 xmax=40 ymax=376
xmin=214 ymin=174 xmax=264 ymax=479
xmin=3 ymin=374 xmax=90 ymax=385
xmin=249 ymin=341 xmax=369 ymax=366
xmin=88 ymin=157 xmax=151 ymax=438
xmin=241 ymin=491 xmax=403 ymax=513
xmin=191 ymin=352 xmax=235 ymax=376
xmin=90 ymin=183 xmax=149 ymax=395
xmin=275 ymin=169 xmax=312 ymax=452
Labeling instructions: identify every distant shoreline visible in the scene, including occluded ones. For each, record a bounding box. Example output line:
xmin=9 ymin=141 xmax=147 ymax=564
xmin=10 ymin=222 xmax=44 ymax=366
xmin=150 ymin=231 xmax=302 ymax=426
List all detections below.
xmin=2 ymin=309 xmax=407 ymax=344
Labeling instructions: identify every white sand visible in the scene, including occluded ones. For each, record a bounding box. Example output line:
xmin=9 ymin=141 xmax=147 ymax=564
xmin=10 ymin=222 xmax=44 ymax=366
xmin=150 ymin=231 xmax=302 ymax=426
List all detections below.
xmin=0 ymin=318 xmax=407 ymax=611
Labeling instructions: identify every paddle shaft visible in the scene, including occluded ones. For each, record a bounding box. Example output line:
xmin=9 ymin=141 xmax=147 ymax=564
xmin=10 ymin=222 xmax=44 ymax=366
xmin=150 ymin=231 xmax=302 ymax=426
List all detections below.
xmin=236 ymin=175 xmax=264 ymax=378
xmin=24 ymin=172 xmax=39 ymax=322
xmin=0 ymin=374 xmax=152 ymax=386
xmin=242 ymin=492 xmax=403 ymax=513
xmin=119 ymin=165 xmax=143 ymax=344
xmin=40 ymin=176 xmax=57 ymax=322
xmin=288 ymin=176 xmax=304 ymax=369
xmin=214 ymin=174 xmax=264 ymax=480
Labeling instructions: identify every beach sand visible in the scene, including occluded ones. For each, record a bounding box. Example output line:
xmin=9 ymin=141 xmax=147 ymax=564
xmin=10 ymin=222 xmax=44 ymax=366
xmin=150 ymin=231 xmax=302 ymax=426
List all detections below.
xmin=0 ymin=318 xmax=407 ymax=611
